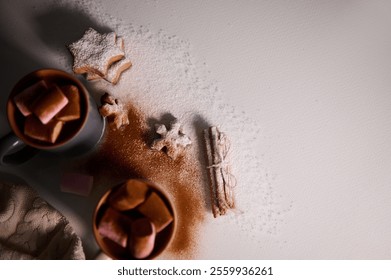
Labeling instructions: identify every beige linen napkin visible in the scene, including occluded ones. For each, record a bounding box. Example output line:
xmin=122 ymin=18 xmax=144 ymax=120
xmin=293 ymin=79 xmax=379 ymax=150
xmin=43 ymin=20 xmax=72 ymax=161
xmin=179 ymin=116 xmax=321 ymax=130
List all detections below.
xmin=0 ymin=182 xmax=85 ymax=259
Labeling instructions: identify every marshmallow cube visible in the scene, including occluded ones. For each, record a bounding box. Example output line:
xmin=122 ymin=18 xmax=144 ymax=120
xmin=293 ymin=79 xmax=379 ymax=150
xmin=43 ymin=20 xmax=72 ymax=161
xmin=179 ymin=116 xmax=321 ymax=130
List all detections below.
xmin=129 ymin=218 xmax=156 ymax=259
xmin=98 ymin=207 xmax=133 ymax=248
xmin=32 ymin=85 xmax=69 ymax=124
xmin=56 ymin=85 xmax=81 ymax=121
xmin=137 ymin=191 xmax=173 ymax=232
xmin=24 ymin=115 xmax=64 ymax=143
xmin=14 ymin=80 xmax=48 ymax=116
xmin=60 ymin=172 xmax=94 ymax=197
xmin=109 ymin=179 xmax=149 ymax=211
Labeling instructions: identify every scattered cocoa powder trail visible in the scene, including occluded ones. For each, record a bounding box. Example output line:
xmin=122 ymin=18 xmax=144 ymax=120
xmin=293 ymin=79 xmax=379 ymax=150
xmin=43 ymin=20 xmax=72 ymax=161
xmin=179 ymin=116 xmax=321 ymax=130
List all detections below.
xmin=81 ymin=102 xmax=206 ymax=259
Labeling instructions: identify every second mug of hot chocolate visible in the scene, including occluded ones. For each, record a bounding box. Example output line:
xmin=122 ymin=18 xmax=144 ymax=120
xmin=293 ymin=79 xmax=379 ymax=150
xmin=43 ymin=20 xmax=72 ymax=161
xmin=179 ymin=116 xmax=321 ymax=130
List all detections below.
xmin=0 ymin=68 xmax=105 ymax=165
xmin=93 ymin=179 xmax=176 ymax=260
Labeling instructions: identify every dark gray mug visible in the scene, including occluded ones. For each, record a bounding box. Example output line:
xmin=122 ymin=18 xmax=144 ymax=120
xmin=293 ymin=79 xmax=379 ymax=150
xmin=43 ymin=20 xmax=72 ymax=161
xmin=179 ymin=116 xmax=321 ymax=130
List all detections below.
xmin=0 ymin=69 xmax=105 ymax=165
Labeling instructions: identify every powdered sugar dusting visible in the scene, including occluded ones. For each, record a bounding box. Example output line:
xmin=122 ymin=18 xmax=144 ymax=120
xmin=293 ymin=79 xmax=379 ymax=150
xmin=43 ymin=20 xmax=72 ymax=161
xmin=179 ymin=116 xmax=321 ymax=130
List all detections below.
xmin=55 ymin=0 xmax=291 ymax=257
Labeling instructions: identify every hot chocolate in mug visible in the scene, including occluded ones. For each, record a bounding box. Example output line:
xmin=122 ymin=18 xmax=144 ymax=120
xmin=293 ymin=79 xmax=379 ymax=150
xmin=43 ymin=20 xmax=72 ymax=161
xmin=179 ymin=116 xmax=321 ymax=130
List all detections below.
xmin=92 ymin=179 xmax=176 ymax=260
xmin=0 ymin=69 xmax=104 ymax=165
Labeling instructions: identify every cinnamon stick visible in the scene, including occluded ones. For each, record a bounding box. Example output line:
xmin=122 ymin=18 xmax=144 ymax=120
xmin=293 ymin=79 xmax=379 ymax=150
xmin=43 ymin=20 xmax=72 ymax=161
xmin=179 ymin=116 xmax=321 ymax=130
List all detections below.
xmin=204 ymin=126 xmax=235 ymax=217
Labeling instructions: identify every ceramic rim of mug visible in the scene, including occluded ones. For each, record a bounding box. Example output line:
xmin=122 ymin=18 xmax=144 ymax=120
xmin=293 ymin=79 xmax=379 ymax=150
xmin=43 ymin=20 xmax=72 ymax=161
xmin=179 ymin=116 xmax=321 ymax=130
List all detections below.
xmin=92 ymin=179 xmax=177 ymax=260
xmin=7 ymin=68 xmax=90 ymax=149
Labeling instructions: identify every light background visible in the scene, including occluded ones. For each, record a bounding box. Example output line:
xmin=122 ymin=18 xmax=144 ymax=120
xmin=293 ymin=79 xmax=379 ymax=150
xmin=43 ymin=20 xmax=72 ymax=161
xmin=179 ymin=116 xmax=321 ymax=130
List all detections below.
xmin=1 ymin=0 xmax=391 ymax=259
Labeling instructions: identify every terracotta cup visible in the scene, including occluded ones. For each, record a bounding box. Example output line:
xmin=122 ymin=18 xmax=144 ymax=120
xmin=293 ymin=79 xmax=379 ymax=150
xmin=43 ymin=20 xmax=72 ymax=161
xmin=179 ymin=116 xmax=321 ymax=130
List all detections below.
xmin=0 ymin=68 xmax=104 ymax=165
xmin=93 ymin=179 xmax=176 ymax=260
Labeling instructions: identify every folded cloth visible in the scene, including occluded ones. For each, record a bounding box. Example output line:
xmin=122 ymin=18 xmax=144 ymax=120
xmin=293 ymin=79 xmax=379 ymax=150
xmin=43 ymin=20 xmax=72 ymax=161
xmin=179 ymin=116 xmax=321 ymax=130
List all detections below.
xmin=0 ymin=182 xmax=85 ymax=259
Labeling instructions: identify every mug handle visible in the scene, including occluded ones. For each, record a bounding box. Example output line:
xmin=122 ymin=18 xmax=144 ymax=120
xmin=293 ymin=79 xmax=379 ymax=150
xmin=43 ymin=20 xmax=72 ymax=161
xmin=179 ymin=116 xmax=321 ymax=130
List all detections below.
xmin=0 ymin=132 xmax=38 ymax=165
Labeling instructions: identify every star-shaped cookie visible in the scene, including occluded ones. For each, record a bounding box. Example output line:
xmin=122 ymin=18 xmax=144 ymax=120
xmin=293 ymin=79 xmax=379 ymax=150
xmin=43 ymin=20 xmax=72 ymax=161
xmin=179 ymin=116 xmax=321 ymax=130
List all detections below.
xmin=68 ymin=28 xmax=124 ymax=76
xmin=85 ymin=37 xmax=132 ymax=84
xmin=99 ymin=93 xmax=129 ymax=130
xmin=151 ymin=119 xmax=192 ymax=159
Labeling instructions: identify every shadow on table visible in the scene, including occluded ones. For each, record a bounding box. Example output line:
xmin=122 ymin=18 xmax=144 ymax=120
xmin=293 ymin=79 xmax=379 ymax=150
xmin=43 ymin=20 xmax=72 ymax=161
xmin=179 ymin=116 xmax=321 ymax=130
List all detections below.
xmin=34 ymin=5 xmax=111 ymax=51
xmin=0 ymin=37 xmax=43 ymax=137
xmin=145 ymin=113 xmax=177 ymax=146
xmin=0 ymin=3 xmax=114 ymax=259
xmin=145 ymin=112 xmax=213 ymax=214
xmin=0 ymin=3 xmax=111 ymax=133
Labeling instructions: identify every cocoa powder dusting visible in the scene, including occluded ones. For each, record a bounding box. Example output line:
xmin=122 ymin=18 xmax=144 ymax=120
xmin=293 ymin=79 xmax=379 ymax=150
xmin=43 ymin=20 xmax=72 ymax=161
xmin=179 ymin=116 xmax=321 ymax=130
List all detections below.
xmin=81 ymin=102 xmax=206 ymax=259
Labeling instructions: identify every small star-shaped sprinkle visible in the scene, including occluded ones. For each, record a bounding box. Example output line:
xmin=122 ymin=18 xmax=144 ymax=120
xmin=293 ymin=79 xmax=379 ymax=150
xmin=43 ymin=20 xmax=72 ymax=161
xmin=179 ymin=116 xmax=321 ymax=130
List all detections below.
xmin=99 ymin=93 xmax=129 ymax=130
xmin=68 ymin=28 xmax=124 ymax=76
xmin=151 ymin=119 xmax=192 ymax=159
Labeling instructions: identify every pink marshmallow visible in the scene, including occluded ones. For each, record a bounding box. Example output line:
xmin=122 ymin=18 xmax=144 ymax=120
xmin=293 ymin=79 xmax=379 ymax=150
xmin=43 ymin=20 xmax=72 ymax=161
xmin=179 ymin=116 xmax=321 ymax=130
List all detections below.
xmin=98 ymin=207 xmax=133 ymax=248
xmin=60 ymin=172 xmax=93 ymax=197
xmin=14 ymin=80 xmax=48 ymax=116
